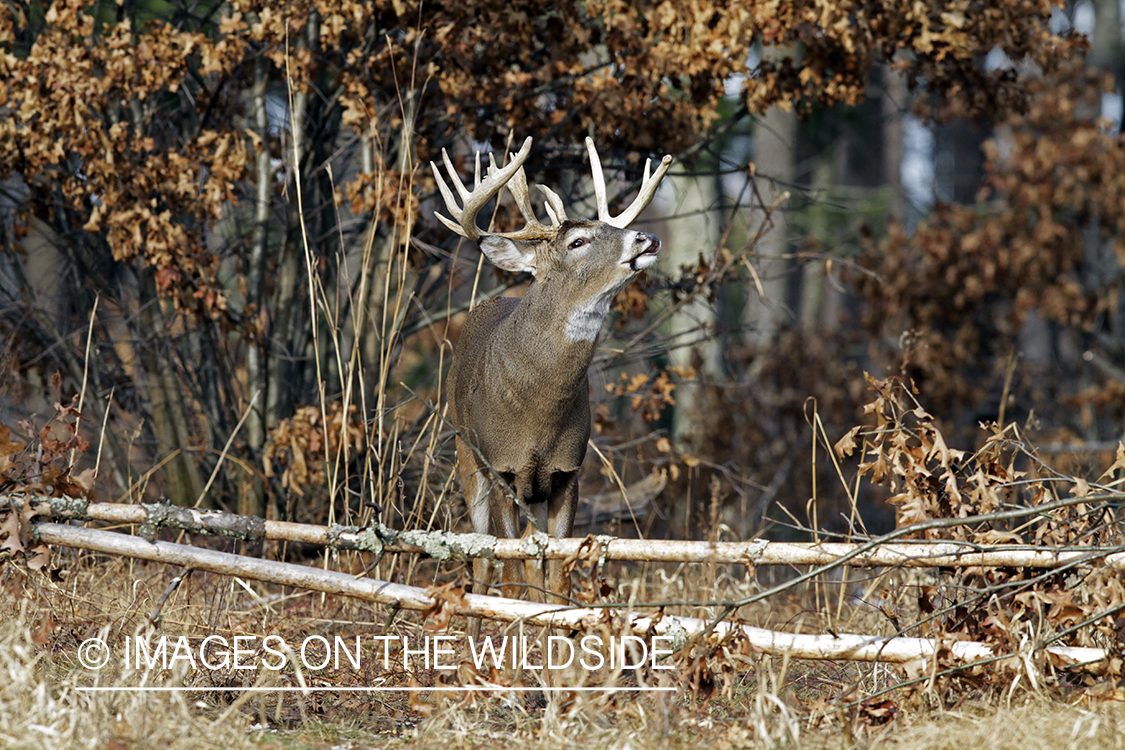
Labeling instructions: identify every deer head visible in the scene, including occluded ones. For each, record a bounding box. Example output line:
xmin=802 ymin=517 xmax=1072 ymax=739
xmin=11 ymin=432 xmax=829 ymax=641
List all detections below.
xmin=433 ymin=137 xmax=671 ymax=607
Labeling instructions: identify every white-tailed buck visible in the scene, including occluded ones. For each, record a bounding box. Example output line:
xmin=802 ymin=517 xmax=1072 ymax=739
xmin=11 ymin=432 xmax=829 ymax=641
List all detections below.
xmin=433 ymin=136 xmax=671 ymax=606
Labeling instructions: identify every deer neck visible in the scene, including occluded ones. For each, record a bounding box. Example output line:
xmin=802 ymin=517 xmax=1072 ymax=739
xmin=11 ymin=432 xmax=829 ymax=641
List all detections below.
xmin=495 ymin=276 xmax=612 ymax=385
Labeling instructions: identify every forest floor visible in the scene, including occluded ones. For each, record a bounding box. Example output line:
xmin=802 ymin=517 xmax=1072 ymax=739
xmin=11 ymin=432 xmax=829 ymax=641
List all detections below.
xmin=2 ymin=551 xmax=1124 ymax=750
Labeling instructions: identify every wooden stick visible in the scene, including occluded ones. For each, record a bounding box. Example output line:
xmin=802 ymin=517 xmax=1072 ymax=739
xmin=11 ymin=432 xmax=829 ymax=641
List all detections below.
xmin=34 ymin=522 xmax=1107 ymax=666
xmin=10 ymin=494 xmax=1125 ymax=570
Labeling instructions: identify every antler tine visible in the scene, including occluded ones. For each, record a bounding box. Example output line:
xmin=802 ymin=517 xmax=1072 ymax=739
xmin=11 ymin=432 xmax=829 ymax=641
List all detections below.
xmin=609 ymin=153 xmax=672 ymax=228
xmin=431 ymin=151 xmax=471 ymax=236
xmin=584 ymin=137 xmax=673 ymax=229
xmin=493 ymin=148 xmax=566 ymax=227
xmin=538 ymin=185 xmax=568 ymax=226
xmin=437 ymin=150 xmax=471 ymax=203
xmin=586 ymin=137 xmax=611 ymax=223
xmin=500 ymin=158 xmax=539 ymax=227
xmin=430 ymin=136 xmax=533 ymax=241
xmin=480 ymin=149 xmax=559 ymax=241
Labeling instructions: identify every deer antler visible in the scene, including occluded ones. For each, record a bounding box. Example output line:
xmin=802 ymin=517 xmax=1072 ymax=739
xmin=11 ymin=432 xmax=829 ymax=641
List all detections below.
xmin=586 ymin=137 xmax=673 ymax=229
xmin=504 ymin=159 xmax=569 ymax=236
xmin=431 ymin=137 xmax=560 ymax=242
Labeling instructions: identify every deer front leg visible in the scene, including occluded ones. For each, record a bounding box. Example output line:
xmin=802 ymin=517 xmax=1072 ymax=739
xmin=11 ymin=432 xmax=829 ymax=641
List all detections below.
xmin=523 ymin=500 xmax=550 ymax=603
xmin=461 ymin=457 xmax=492 ymax=640
xmin=540 ymin=475 xmax=580 ymax=689
xmin=492 ymin=488 xmax=524 ymax=600
xmin=546 ymin=472 xmax=579 ymax=605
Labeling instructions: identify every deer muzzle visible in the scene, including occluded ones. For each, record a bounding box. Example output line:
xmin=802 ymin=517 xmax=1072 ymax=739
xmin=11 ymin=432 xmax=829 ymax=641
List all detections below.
xmin=627 ymin=232 xmax=662 ymax=271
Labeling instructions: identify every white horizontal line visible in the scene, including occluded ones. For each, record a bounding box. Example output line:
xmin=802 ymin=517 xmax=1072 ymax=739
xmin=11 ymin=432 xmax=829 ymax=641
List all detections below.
xmin=76 ymin=686 xmax=677 ymax=693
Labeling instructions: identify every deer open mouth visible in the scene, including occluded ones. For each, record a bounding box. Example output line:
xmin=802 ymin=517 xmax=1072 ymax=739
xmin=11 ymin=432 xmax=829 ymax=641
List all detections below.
xmin=627 ymin=237 xmax=661 ymax=270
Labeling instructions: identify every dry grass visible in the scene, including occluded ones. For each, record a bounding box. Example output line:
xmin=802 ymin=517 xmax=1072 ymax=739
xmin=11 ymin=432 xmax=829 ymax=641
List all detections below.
xmin=0 ymin=607 xmax=263 ymax=750
xmin=3 ymin=549 xmax=1123 ymax=750
xmin=875 ymin=700 xmax=1125 ymax=750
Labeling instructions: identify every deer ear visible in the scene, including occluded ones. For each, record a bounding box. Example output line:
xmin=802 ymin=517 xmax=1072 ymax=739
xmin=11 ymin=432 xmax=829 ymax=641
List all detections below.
xmin=479 ymin=235 xmax=538 ymax=274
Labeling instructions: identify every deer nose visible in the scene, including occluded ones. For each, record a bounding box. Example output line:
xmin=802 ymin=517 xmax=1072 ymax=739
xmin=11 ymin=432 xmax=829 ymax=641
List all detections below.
xmin=637 ymin=232 xmax=660 ymax=252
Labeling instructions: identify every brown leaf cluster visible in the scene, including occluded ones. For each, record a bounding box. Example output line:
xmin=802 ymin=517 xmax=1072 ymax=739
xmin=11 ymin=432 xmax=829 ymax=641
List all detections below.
xmin=847 ymin=374 xmax=1018 ymax=536
xmin=0 ymin=399 xmax=96 ymax=500
xmin=0 ymin=0 xmax=247 ymax=315
xmin=0 ymin=393 xmax=98 ymax=572
xmin=342 ymin=170 xmax=418 ymax=228
xmin=605 ymin=369 xmax=680 ymax=424
xmin=1 ymin=0 xmax=1079 ymax=316
xmin=0 ymin=499 xmax=50 ymax=571
xmin=261 ymin=402 xmax=366 ymax=496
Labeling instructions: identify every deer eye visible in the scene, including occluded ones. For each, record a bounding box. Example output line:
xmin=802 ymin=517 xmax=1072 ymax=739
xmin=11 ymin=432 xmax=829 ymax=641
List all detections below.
xmin=568 ymin=237 xmax=588 ymax=250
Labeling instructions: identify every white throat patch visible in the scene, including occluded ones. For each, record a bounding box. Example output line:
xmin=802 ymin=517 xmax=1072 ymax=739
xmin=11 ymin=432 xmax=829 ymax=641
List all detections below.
xmin=563 ymin=293 xmax=614 ymax=343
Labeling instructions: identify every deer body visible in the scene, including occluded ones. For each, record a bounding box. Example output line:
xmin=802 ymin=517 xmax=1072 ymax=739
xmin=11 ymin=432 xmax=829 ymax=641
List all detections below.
xmin=433 ymin=139 xmax=670 ymax=605
xmin=448 ymin=292 xmax=590 ymax=599
xmin=449 ymin=293 xmax=591 ymax=517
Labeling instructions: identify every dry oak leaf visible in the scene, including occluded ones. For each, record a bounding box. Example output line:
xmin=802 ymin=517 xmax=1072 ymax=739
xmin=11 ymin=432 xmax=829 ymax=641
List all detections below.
xmin=0 ymin=424 xmax=25 ymax=475
xmin=0 ymin=511 xmax=23 ymax=555
xmin=26 ymin=544 xmax=51 ymax=571
xmin=858 ymin=696 xmax=899 ymax=727
xmin=835 ymin=425 xmax=861 ymax=458
xmin=1095 ymin=442 xmax=1125 ymax=484
xmin=421 ymin=580 xmax=468 ymax=633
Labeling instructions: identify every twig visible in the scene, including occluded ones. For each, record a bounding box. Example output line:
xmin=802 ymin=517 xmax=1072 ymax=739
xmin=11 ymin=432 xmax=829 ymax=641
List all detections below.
xmin=146 ymin=568 xmax=195 ymax=627
xmin=193 ymin=390 xmax=261 ymax=508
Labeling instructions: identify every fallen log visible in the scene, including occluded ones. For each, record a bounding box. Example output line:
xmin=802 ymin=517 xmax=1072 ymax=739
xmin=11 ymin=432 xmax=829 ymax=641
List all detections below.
xmin=34 ymin=521 xmax=1107 ymax=667
xmin=8 ymin=494 xmax=1124 ymax=571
